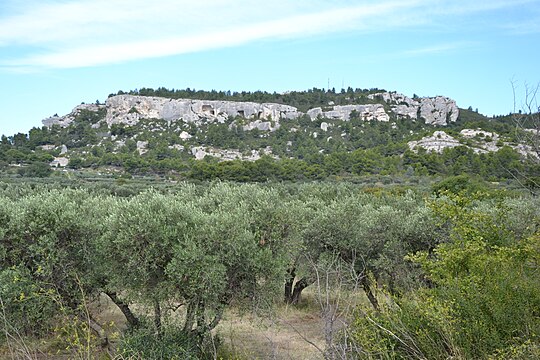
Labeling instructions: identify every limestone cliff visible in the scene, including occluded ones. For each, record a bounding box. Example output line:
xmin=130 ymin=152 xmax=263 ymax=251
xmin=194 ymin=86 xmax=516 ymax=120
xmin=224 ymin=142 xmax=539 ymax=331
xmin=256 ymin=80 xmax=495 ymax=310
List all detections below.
xmin=42 ymin=92 xmax=460 ymax=130
xmin=368 ymin=92 xmax=459 ymax=125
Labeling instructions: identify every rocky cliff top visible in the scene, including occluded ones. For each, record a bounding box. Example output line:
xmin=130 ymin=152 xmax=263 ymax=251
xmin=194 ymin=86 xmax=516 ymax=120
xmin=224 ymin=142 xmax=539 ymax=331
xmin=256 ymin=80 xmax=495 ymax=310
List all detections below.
xmin=42 ymin=92 xmax=460 ymax=130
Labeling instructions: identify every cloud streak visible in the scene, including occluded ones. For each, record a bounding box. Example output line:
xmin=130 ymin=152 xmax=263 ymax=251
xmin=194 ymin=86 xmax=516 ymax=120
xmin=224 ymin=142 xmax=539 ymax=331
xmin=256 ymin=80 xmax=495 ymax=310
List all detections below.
xmin=0 ymin=0 xmax=536 ymax=70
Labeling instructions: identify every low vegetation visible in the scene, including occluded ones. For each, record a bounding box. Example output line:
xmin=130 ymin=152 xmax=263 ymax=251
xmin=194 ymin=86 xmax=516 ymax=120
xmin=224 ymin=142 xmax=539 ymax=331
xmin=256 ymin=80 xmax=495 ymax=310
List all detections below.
xmin=1 ymin=180 xmax=539 ymax=359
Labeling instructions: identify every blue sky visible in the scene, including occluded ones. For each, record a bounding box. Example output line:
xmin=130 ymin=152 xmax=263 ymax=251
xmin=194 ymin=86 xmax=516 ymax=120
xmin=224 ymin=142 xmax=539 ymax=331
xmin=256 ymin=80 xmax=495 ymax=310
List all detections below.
xmin=0 ymin=0 xmax=539 ymax=137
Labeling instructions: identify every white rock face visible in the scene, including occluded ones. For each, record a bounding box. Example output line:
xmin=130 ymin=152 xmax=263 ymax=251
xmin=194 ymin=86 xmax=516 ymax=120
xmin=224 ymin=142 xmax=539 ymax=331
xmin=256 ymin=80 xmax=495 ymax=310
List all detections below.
xmin=420 ymin=97 xmax=459 ymax=125
xmin=308 ymin=104 xmax=390 ymax=122
xmin=408 ymin=129 xmax=511 ymax=155
xmin=136 ymin=141 xmax=148 ymax=155
xmin=460 ymin=129 xmax=498 ymax=140
xmin=190 ymin=146 xmax=275 ymax=161
xmin=179 ymin=131 xmax=192 ymax=140
xmin=369 ymin=92 xmax=459 ymax=125
xmin=191 ymin=147 xmax=207 ymax=160
xmin=242 ymin=120 xmax=277 ymax=132
xmin=50 ymin=157 xmax=69 ymax=167
xmin=321 ymin=122 xmax=329 ymax=131
xmin=41 ymin=92 xmax=460 ymax=139
xmin=42 ymin=104 xmax=105 ymax=128
xmin=104 ymin=95 xmax=299 ymax=129
xmin=408 ymin=131 xmax=462 ymax=153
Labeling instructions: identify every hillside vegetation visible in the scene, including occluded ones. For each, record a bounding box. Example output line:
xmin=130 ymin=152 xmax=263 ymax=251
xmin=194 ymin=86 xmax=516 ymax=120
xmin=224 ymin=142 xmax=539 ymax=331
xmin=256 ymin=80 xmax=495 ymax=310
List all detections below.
xmin=1 ymin=87 xmax=538 ymax=189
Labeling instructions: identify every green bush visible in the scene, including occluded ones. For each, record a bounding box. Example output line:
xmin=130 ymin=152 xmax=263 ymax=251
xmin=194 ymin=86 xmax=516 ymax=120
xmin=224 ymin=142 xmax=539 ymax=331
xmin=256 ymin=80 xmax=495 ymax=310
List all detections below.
xmin=346 ymin=194 xmax=540 ymax=359
xmin=118 ymin=324 xmax=205 ymax=360
xmin=0 ymin=266 xmax=58 ymax=338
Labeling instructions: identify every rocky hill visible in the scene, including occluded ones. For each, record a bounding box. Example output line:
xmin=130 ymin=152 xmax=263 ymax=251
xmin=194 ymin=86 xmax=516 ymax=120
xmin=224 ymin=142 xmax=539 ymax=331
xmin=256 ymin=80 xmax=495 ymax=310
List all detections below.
xmin=1 ymin=87 xmax=536 ymax=183
xmin=43 ymin=91 xmax=459 ymax=130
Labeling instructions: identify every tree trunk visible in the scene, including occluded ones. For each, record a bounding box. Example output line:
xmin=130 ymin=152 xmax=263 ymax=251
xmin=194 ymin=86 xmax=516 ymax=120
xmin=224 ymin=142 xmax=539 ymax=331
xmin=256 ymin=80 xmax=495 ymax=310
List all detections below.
xmin=105 ymin=291 xmax=140 ymax=328
xmin=291 ymin=277 xmax=310 ymax=305
xmin=195 ymin=299 xmax=206 ymax=333
xmin=154 ymin=300 xmax=162 ymax=337
xmin=207 ymin=306 xmax=225 ymax=332
xmin=183 ymin=301 xmax=196 ymax=333
xmin=284 ymin=267 xmax=296 ymax=303
xmin=361 ymin=277 xmax=379 ymax=311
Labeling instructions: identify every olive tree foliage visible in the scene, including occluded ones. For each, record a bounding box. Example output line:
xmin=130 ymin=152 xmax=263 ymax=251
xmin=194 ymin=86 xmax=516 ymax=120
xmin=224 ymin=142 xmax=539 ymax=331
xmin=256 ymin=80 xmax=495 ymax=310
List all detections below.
xmin=100 ymin=190 xmax=196 ymax=331
xmin=301 ymin=191 xmax=440 ymax=309
xmin=0 ymin=189 xmax=109 ymax=338
xmin=100 ymin=184 xmax=288 ymax=337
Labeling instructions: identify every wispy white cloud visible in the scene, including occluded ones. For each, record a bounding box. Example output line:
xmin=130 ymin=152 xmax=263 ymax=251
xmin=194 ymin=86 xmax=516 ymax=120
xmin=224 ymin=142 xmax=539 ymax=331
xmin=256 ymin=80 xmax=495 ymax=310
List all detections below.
xmin=400 ymin=41 xmax=477 ymax=57
xmin=1 ymin=0 xmax=426 ymax=69
xmin=0 ymin=0 xmax=536 ymax=70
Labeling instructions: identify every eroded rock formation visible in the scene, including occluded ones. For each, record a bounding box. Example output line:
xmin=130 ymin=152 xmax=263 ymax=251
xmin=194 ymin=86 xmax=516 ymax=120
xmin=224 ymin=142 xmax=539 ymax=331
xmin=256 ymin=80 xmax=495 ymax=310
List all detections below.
xmin=42 ymin=92 xmax=460 ymax=131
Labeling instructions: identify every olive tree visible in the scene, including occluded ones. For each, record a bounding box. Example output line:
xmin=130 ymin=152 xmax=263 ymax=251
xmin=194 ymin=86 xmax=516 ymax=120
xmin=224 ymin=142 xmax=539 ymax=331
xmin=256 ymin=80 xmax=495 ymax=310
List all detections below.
xmin=101 ymin=185 xmax=287 ymax=340
xmin=0 ymin=189 xmax=109 ymax=341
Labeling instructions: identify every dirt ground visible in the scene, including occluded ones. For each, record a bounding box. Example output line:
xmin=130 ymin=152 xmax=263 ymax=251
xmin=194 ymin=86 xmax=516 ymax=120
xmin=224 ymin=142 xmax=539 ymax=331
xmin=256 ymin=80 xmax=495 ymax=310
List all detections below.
xmin=217 ymin=306 xmax=326 ymax=360
xmin=2 ymin=290 xmax=345 ymax=359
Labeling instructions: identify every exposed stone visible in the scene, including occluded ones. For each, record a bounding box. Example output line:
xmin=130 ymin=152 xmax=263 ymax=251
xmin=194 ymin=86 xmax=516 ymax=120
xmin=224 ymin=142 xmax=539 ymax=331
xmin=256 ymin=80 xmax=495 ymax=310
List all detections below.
xmin=136 ymin=141 xmax=148 ymax=155
xmin=42 ymin=103 xmax=105 ymax=128
xmin=189 ymin=146 xmax=276 ymax=161
xmin=60 ymin=145 xmax=68 ymax=155
xmin=179 ymin=131 xmax=192 ymax=140
xmin=103 ymin=95 xmax=299 ymax=129
xmin=169 ymin=144 xmax=185 ymax=151
xmin=307 ymin=107 xmax=323 ymax=119
xmin=242 ymin=120 xmax=277 ymax=132
xmin=50 ymin=157 xmax=69 ymax=167
xmin=43 ymin=93 xmax=459 ymax=133
xmin=39 ymin=145 xmax=56 ymax=151
xmin=368 ymin=92 xmax=459 ymax=125
xmin=321 ymin=122 xmax=329 ymax=131
xmin=460 ymin=129 xmax=498 ymax=140
xmin=191 ymin=147 xmax=207 ymax=160
xmin=309 ymin=104 xmax=389 ymax=122
xmin=408 ymin=131 xmax=462 ymax=153
xmin=420 ymin=97 xmax=459 ymax=125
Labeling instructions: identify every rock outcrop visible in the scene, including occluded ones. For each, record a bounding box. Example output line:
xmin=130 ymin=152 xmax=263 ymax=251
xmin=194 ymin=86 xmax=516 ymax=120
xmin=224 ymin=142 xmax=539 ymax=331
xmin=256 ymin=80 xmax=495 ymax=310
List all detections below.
xmin=104 ymin=95 xmax=299 ymax=127
xmin=408 ymin=129 xmax=533 ymax=156
xmin=190 ymin=146 xmax=276 ymax=161
xmin=42 ymin=92 xmax=461 ymax=131
xmin=408 ymin=131 xmax=462 ymax=153
xmin=307 ymin=104 xmax=389 ymax=122
xmin=42 ymin=103 xmax=105 ymax=128
xmin=368 ymin=92 xmax=459 ymax=125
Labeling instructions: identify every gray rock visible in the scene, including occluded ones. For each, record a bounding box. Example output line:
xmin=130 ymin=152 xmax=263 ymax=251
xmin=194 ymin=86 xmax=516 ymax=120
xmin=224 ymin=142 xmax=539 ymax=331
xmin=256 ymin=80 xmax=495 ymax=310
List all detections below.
xmin=50 ymin=157 xmax=69 ymax=167
xmin=42 ymin=92 xmax=460 ymax=134
xmin=420 ymin=96 xmax=459 ymax=125
xmin=179 ymin=131 xmax=192 ymax=140
xmin=103 ymin=95 xmax=299 ymax=130
xmin=136 ymin=141 xmax=148 ymax=155
xmin=408 ymin=131 xmax=462 ymax=153
xmin=369 ymin=92 xmax=459 ymax=125
xmin=308 ymin=104 xmax=389 ymax=122
xmin=307 ymin=108 xmax=323 ymax=119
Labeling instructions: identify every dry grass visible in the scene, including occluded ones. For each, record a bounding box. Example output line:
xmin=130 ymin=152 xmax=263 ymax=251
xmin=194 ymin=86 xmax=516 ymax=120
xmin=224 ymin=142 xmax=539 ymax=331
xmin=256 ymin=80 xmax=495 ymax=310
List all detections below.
xmin=2 ymin=287 xmax=372 ymax=359
xmin=217 ymin=305 xmax=326 ymax=360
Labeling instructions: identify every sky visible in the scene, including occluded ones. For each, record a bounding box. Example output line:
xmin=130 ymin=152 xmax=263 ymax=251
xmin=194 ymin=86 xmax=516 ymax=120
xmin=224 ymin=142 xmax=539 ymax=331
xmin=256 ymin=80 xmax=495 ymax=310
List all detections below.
xmin=0 ymin=0 xmax=539 ymax=137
